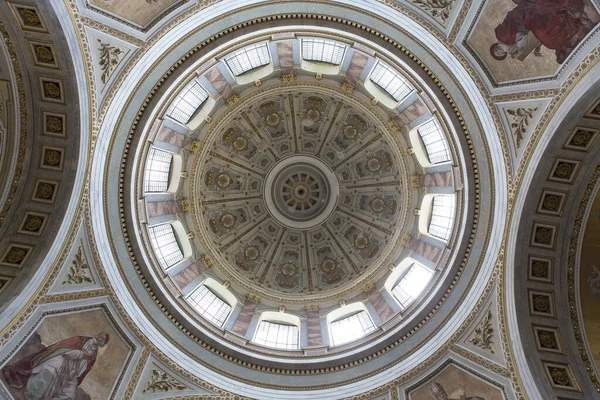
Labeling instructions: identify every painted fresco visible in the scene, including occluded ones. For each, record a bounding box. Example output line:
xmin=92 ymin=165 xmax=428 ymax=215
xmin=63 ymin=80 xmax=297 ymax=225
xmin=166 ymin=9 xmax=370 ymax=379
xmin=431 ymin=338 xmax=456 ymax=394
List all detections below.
xmin=467 ymin=0 xmax=600 ymax=84
xmin=1 ymin=309 xmax=131 ymax=400
xmin=409 ymin=364 xmax=504 ymax=400
xmin=88 ymin=0 xmax=181 ymax=28
xmin=579 ymin=188 xmax=600 ymax=373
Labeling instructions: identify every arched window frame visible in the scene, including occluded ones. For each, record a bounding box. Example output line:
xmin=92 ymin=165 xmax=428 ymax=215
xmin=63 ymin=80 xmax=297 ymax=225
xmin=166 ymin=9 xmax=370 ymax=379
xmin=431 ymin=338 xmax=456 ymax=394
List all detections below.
xmin=409 ymin=117 xmax=452 ymax=168
xmin=385 ymin=259 xmax=433 ymax=310
xmin=364 ymin=60 xmax=414 ymax=109
xmin=300 ymin=37 xmax=347 ymax=75
xmin=166 ymin=78 xmax=211 ymax=125
xmin=147 ymin=220 xmax=191 ymax=270
xmin=252 ymin=311 xmax=301 ymax=350
xmin=418 ymin=194 xmax=456 ymax=242
xmin=326 ymin=302 xmax=376 ymax=346
xmin=223 ymin=42 xmax=273 ymax=85
xmin=187 ymin=278 xmax=236 ymax=328
xmin=143 ymin=147 xmax=183 ymax=194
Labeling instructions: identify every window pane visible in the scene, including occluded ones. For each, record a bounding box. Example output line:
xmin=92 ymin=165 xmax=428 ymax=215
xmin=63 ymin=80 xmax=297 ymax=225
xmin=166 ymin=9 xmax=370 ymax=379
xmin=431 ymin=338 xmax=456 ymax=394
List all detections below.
xmin=417 ymin=119 xmax=451 ymax=164
xmin=225 ymin=43 xmax=271 ymax=76
xmin=166 ymin=79 xmax=209 ymax=124
xmin=144 ymin=148 xmax=173 ymax=193
xmin=370 ymin=62 xmax=413 ymax=102
xmin=254 ymin=321 xmax=299 ymax=350
xmin=187 ymin=285 xmax=232 ymax=328
xmin=391 ymin=263 xmax=433 ymax=309
xmin=330 ymin=310 xmax=376 ymax=346
xmin=302 ymin=38 xmax=346 ymax=65
xmin=428 ymin=195 xmax=456 ymax=240
xmin=148 ymin=223 xmax=184 ymax=269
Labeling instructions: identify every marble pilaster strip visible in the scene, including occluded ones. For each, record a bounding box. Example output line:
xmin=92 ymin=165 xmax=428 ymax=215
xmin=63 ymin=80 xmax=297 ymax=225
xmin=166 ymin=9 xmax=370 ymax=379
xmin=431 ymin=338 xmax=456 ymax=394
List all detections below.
xmin=393 ymin=98 xmax=427 ymax=127
xmin=172 ymin=260 xmax=206 ymax=289
xmin=205 ymin=66 xmax=235 ymax=98
xmin=408 ymin=236 xmax=443 ymax=263
xmin=277 ymin=42 xmax=294 ymax=75
xmin=342 ymin=52 xmax=368 ymax=88
xmin=156 ymin=126 xmax=194 ymax=148
xmin=418 ymin=172 xmax=453 ymax=188
xmin=366 ymin=288 xmax=395 ymax=322
xmin=147 ymin=200 xmax=182 ymax=217
xmin=231 ymin=297 xmax=259 ymax=336
xmin=306 ymin=310 xmax=323 ymax=346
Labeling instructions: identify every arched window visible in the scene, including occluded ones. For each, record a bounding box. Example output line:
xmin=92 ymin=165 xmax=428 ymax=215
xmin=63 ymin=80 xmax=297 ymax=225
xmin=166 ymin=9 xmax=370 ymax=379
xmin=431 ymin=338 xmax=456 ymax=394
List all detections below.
xmin=428 ymin=195 xmax=456 ymax=241
xmin=328 ymin=304 xmax=376 ymax=346
xmin=148 ymin=223 xmax=184 ymax=269
xmin=390 ymin=263 xmax=433 ymax=309
xmin=369 ymin=61 xmax=413 ymax=103
xmin=302 ymin=38 xmax=346 ymax=65
xmin=187 ymin=284 xmax=232 ymax=328
xmin=166 ymin=79 xmax=209 ymax=124
xmin=144 ymin=148 xmax=173 ymax=193
xmin=416 ymin=119 xmax=451 ymax=164
xmin=253 ymin=311 xmax=301 ymax=350
xmin=225 ymin=43 xmax=271 ymax=76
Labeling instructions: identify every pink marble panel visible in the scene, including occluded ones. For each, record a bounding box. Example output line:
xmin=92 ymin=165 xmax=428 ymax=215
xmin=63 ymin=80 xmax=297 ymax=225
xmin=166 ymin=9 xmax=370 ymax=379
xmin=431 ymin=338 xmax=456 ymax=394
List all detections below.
xmin=306 ymin=310 xmax=323 ymax=346
xmin=277 ymin=42 xmax=294 ymax=75
xmin=147 ymin=200 xmax=182 ymax=217
xmin=408 ymin=237 xmax=442 ymax=263
xmin=205 ymin=66 xmax=235 ymax=98
xmin=393 ymin=99 xmax=427 ymax=127
xmin=231 ymin=298 xmax=258 ymax=336
xmin=366 ymin=289 xmax=395 ymax=322
xmin=418 ymin=172 xmax=453 ymax=188
xmin=343 ymin=52 xmax=368 ymax=88
xmin=156 ymin=126 xmax=186 ymax=148
xmin=173 ymin=260 xmax=205 ymax=289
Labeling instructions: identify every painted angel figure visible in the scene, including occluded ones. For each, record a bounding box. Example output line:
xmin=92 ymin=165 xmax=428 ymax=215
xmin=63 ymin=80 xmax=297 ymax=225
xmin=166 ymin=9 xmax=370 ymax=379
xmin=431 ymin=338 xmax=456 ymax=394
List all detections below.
xmin=587 ymin=264 xmax=600 ymax=296
xmin=3 ymin=332 xmax=109 ymax=400
xmin=490 ymin=0 xmax=597 ymax=64
xmin=429 ymin=381 xmax=486 ymax=400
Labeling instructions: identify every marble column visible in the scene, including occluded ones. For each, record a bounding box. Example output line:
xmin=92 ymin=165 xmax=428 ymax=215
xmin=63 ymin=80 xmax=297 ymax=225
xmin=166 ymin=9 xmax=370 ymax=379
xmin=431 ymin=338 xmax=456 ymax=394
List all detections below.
xmin=393 ymin=98 xmax=428 ymax=128
xmin=418 ymin=172 xmax=453 ymax=188
xmin=147 ymin=200 xmax=182 ymax=217
xmin=205 ymin=66 xmax=235 ymax=99
xmin=172 ymin=259 xmax=207 ymax=289
xmin=364 ymin=285 xmax=395 ymax=323
xmin=407 ymin=235 xmax=443 ymax=263
xmin=231 ymin=295 xmax=260 ymax=336
xmin=342 ymin=51 xmax=368 ymax=88
xmin=277 ymin=41 xmax=294 ymax=75
xmin=305 ymin=305 xmax=323 ymax=346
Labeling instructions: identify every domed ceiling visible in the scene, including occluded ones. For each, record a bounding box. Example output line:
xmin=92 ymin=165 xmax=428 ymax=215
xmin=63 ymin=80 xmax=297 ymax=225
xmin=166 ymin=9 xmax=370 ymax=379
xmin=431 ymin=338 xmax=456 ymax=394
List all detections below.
xmin=1 ymin=0 xmax=600 ymax=399
xmin=193 ymin=85 xmax=411 ymax=302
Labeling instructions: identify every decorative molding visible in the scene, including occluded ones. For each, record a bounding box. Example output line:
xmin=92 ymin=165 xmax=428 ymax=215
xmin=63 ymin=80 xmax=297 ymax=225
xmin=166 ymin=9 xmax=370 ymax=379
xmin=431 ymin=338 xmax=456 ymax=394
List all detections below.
xmin=504 ymin=107 xmax=537 ymax=149
xmin=467 ymin=309 xmax=494 ymax=354
xmin=143 ymin=368 xmax=188 ymax=394
xmin=62 ymin=246 xmax=95 ymax=286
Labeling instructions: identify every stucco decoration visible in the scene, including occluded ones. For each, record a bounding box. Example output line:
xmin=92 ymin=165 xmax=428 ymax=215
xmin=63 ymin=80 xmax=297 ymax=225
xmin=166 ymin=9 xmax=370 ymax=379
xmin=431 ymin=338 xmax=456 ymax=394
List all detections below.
xmin=466 ymin=0 xmax=600 ymax=84
xmin=407 ymin=363 xmax=505 ymax=400
xmin=0 ymin=308 xmax=133 ymax=400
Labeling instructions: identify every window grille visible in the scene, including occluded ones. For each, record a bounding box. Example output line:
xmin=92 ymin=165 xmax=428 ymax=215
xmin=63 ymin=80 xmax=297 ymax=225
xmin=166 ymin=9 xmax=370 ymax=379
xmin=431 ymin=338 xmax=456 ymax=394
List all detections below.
xmin=417 ymin=119 xmax=451 ymax=164
xmin=144 ymin=148 xmax=173 ymax=193
xmin=370 ymin=62 xmax=413 ymax=102
xmin=302 ymin=38 xmax=346 ymax=65
xmin=187 ymin=285 xmax=232 ymax=328
xmin=166 ymin=79 xmax=209 ymax=124
xmin=148 ymin=223 xmax=184 ymax=269
xmin=224 ymin=43 xmax=271 ymax=76
xmin=428 ymin=195 xmax=456 ymax=240
xmin=253 ymin=320 xmax=300 ymax=350
xmin=391 ymin=263 xmax=433 ymax=309
xmin=329 ymin=310 xmax=376 ymax=346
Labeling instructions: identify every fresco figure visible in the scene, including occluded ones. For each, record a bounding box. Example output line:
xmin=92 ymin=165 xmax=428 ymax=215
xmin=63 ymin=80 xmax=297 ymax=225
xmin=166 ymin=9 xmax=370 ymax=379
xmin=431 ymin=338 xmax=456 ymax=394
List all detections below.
xmin=490 ymin=0 xmax=597 ymax=64
xmin=3 ymin=332 xmax=109 ymax=400
xmin=587 ymin=264 xmax=600 ymax=295
xmin=429 ymin=381 xmax=486 ymax=400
